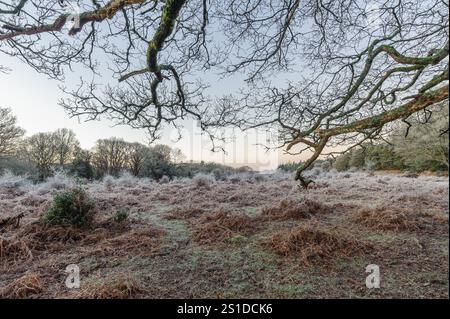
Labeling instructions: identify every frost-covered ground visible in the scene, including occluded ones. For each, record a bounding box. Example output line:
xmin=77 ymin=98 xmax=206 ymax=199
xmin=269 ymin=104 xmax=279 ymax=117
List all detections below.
xmin=0 ymin=170 xmax=448 ymax=298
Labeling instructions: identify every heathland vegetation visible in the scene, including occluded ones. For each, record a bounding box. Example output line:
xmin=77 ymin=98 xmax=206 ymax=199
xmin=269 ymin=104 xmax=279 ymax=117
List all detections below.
xmin=0 ymin=107 xmax=248 ymax=183
xmin=1 ymin=105 xmax=448 ymax=298
xmin=0 ymin=0 xmax=448 ymax=299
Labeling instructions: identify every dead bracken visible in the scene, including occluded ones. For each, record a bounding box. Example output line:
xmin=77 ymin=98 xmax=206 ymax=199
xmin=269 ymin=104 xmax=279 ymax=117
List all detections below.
xmin=260 ymin=199 xmax=333 ymax=221
xmin=262 ymin=222 xmax=370 ymax=265
xmin=0 ymin=171 xmax=448 ymax=298
xmin=1 ymin=218 xmax=166 ymax=268
xmin=191 ymin=209 xmax=257 ymax=245
xmin=165 ymin=205 xmax=206 ymax=220
xmin=0 ymin=272 xmax=43 ymax=298
xmin=73 ymin=274 xmax=143 ymax=299
xmin=0 ymin=237 xmax=33 ymax=263
xmin=351 ymin=205 xmax=447 ymax=232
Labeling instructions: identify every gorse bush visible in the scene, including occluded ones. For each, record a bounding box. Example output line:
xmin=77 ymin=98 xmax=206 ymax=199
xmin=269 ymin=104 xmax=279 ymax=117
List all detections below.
xmin=42 ymin=188 xmax=96 ymax=227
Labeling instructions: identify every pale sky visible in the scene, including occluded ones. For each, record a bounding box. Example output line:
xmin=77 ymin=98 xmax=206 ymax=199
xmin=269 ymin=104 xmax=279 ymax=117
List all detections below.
xmin=0 ymin=55 xmax=294 ymax=170
xmin=0 ymin=56 xmax=148 ymax=146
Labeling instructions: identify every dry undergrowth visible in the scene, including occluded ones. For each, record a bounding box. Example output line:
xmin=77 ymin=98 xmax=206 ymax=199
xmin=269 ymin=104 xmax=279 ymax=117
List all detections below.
xmin=1 ymin=219 xmax=164 ymax=298
xmin=352 ymin=206 xmax=448 ymax=232
xmin=1 ymin=219 xmax=165 ymax=264
xmin=0 ymin=171 xmax=448 ymax=298
xmin=73 ymin=274 xmax=143 ymax=299
xmin=0 ymin=272 xmax=43 ymax=298
xmin=261 ymin=199 xmax=333 ymax=221
xmin=19 ymin=223 xmax=87 ymax=252
xmin=98 ymin=227 xmax=165 ymax=255
xmin=191 ymin=209 xmax=257 ymax=245
xmin=262 ymin=222 xmax=371 ymax=265
xmin=0 ymin=237 xmax=33 ymax=263
xmin=165 ymin=205 xmax=206 ymax=220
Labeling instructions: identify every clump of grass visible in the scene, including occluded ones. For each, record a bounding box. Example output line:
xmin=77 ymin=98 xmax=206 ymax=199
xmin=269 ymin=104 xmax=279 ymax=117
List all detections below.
xmin=262 ymin=222 xmax=369 ymax=265
xmin=0 ymin=272 xmax=43 ymax=298
xmin=229 ymin=234 xmax=247 ymax=245
xmin=261 ymin=198 xmax=332 ymax=221
xmin=41 ymin=187 xmax=96 ymax=227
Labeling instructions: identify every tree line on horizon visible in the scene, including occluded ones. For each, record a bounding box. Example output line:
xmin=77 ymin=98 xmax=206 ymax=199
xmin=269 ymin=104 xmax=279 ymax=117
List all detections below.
xmin=0 ymin=107 xmax=243 ymax=181
xmin=1 ymin=105 xmax=448 ymax=181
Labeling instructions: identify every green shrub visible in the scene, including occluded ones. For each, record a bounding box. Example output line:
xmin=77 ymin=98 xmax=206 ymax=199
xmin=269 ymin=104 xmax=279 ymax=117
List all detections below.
xmin=365 ymin=144 xmax=404 ymax=170
xmin=42 ymin=188 xmax=96 ymax=227
xmin=69 ymin=153 xmax=94 ymax=180
xmin=114 ymin=208 xmax=129 ymax=223
xmin=334 ymin=153 xmax=351 ymax=172
xmin=348 ymin=148 xmax=366 ymax=169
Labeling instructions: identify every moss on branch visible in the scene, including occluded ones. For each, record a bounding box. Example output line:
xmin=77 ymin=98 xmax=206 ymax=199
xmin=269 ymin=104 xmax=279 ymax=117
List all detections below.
xmin=146 ymin=0 xmax=186 ymax=74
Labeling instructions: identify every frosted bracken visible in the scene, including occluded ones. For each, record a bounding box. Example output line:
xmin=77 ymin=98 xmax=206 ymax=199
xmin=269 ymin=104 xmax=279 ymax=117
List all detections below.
xmin=0 ymin=170 xmax=448 ymax=298
xmin=1 ymin=170 xmax=447 ymax=220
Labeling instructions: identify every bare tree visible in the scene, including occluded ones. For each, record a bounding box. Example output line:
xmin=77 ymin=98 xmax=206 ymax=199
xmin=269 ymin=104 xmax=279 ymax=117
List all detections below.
xmin=23 ymin=132 xmax=57 ymax=180
xmin=0 ymin=0 xmax=208 ymax=141
xmin=210 ymin=0 xmax=449 ymax=186
xmin=92 ymin=137 xmax=129 ymax=176
xmin=1 ymin=1 xmax=448 ymax=186
xmin=127 ymin=142 xmax=148 ymax=176
xmin=171 ymin=147 xmax=186 ymax=163
xmin=53 ymin=128 xmax=80 ymax=166
xmin=0 ymin=107 xmax=25 ymax=156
